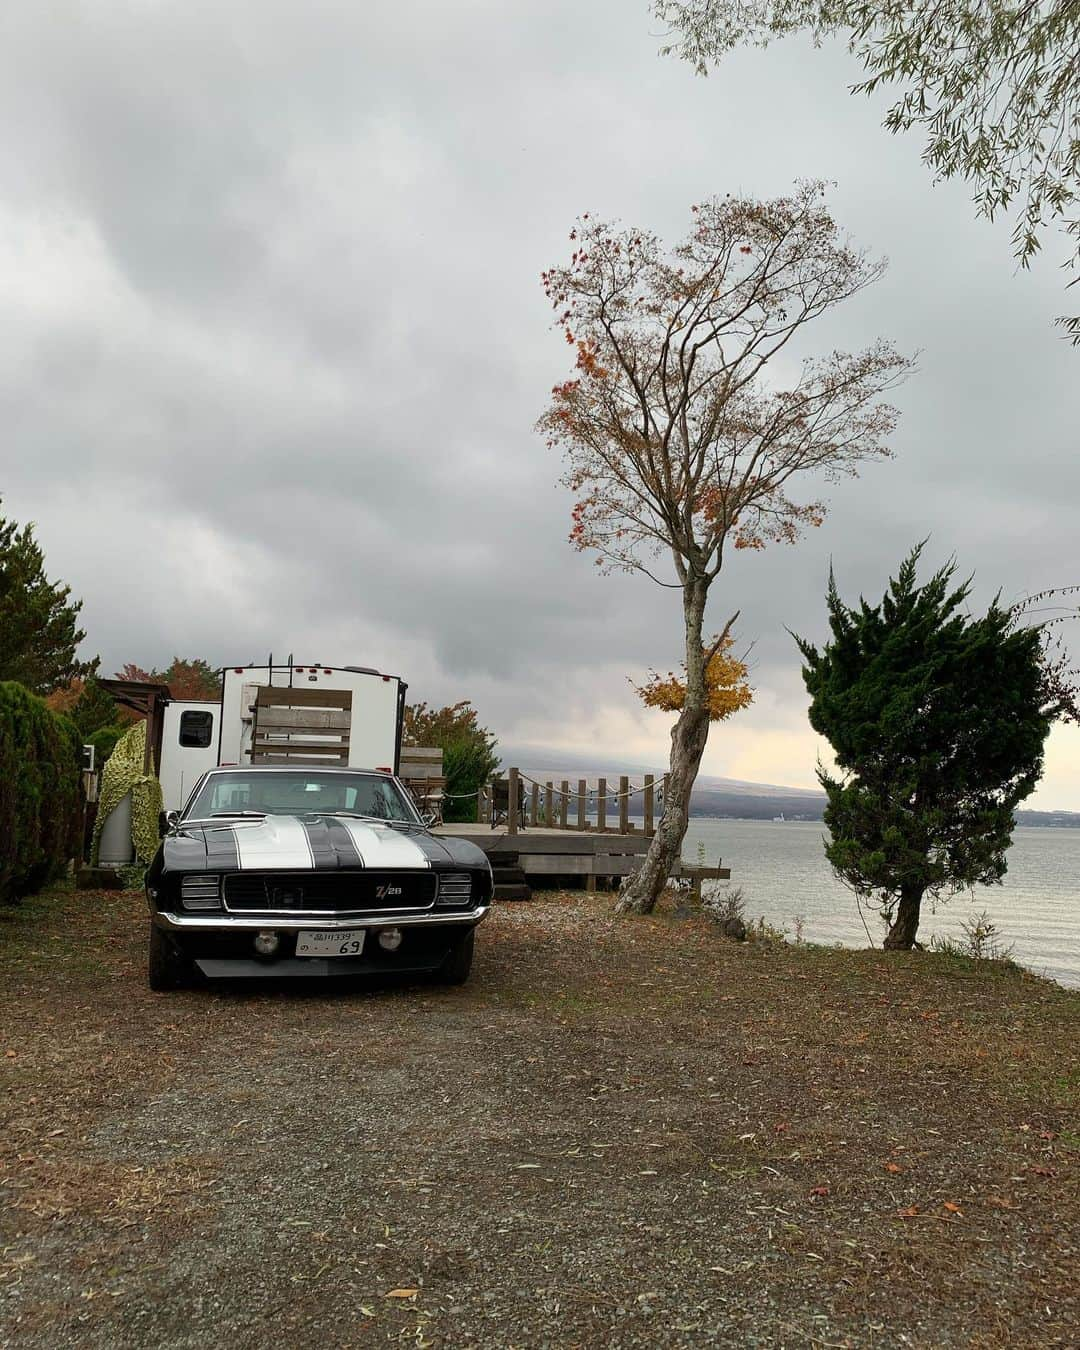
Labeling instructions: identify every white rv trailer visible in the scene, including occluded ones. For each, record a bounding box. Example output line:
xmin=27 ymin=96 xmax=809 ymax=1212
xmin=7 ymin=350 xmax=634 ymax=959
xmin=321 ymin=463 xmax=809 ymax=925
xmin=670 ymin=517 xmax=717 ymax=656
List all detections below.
xmin=155 ymin=662 xmax=408 ymax=812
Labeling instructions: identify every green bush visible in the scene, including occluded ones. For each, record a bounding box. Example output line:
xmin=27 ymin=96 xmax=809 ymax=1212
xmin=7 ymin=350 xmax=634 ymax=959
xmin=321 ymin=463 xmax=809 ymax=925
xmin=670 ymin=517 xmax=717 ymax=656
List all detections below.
xmin=0 ymin=681 xmax=83 ymax=904
xmin=403 ymin=701 xmax=500 ymax=825
xmin=87 ymin=724 xmax=124 ymax=769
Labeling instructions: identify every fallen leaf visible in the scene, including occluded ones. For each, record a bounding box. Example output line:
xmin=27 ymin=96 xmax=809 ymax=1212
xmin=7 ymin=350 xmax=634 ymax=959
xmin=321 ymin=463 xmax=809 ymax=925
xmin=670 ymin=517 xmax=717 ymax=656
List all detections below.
xmin=943 ymin=1201 xmax=963 ymax=1215
xmin=385 ymin=1288 xmax=419 ymax=1300
xmin=897 ymin=1205 xmax=920 ymax=1218
xmin=883 ymin=1162 xmax=903 ymax=1174
xmin=1030 ymin=1166 xmax=1056 ymax=1177
xmin=808 ymin=1185 xmax=829 ymax=1198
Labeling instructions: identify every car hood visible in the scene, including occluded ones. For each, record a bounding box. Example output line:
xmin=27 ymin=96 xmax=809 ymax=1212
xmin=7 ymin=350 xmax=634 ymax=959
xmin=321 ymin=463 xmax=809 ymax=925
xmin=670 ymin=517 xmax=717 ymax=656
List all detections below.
xmin=162 ymin=814 xmax=488 ymax=874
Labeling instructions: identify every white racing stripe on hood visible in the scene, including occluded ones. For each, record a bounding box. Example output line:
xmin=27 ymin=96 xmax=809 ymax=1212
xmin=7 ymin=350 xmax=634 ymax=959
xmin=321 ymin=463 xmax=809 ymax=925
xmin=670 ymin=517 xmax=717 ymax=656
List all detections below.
xmin=339 ymin=820 xmax=431 ymax=869
xmin=231 ymin=816 xmax=315 ymax=871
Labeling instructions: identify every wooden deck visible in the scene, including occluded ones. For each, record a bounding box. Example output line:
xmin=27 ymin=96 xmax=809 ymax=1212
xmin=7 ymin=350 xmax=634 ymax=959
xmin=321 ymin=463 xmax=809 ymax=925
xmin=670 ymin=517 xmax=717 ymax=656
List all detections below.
xmin=435 ymin=823 xmax=729 ymax=901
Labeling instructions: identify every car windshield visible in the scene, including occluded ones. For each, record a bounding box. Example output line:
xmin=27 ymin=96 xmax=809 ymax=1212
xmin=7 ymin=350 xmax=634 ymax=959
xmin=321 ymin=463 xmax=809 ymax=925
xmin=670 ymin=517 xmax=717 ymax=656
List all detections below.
xmin=185 ymin=770 xmax=419 ymax=823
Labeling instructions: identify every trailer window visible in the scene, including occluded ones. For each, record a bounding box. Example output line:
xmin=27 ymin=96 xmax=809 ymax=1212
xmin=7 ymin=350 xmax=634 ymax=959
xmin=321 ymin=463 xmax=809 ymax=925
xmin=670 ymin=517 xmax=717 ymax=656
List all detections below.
xmin=179 ymin=710 xmax=214 ymax=749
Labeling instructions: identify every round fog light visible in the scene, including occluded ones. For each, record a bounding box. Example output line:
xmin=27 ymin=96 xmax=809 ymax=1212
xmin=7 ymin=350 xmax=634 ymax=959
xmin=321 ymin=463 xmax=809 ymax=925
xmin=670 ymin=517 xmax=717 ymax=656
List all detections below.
xmin=253 ymin=930 xmax=280 ymax=956
xmin=378 ymin=927 xmax=403 ymax=952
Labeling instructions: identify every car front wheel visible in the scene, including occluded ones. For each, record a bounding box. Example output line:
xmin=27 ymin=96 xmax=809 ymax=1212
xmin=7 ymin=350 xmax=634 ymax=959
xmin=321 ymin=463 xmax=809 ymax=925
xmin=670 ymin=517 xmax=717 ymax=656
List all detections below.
xmin=148 ymin=922 xmax=194 ymax=991
xmin=434 ymin=929 xmax=474 ymax=986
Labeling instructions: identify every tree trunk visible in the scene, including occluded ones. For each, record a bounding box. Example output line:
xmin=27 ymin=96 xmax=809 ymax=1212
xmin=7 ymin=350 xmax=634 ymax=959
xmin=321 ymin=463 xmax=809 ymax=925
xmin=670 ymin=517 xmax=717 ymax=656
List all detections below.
xmin=883 ymin=885 xmax=923 ymax=950
xmin=617 ymin=580 xmax=710 ymax=915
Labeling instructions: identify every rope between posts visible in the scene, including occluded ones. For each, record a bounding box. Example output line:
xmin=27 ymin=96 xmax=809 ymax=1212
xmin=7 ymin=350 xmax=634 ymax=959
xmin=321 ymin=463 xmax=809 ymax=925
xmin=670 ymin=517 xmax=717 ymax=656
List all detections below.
xmin=516 ymin=772 xmax=663 ymax=802
xmin=414 ymin=776 xmax=666 ymax=805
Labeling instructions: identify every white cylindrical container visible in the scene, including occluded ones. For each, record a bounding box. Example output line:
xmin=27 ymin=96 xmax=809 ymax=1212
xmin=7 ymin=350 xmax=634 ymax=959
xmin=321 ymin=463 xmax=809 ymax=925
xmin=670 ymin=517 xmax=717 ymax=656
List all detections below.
xmin=97 ymin=791 xmax=134 ymax=866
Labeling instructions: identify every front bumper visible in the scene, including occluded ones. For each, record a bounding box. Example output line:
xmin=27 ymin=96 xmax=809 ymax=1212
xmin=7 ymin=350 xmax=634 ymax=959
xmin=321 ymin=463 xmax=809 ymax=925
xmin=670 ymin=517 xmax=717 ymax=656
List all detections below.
xmin=153 ymin=905 xmax=490 ymax=932
xmin=152 ymin=906 xmax=488 ymax=979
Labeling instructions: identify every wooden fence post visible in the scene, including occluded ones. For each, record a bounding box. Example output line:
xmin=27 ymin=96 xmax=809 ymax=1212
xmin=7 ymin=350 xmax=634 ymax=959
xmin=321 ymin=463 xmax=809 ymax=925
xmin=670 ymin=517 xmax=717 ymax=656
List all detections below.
xmin=507 ymin=767 xmax=519 ymax=836
xmin=559 ymin=780 xmax=569 ymax=829
xmin=529 ymin=781 xmax=539 ymax=828
xmin=577 ymin=779 xmax=587 ymax=831
xmin=643 ymin=774 xmax=654 ymax=836
xmin=618 ymin=775 xmax=629 ymax=834
xmin=597 ymin=777 xmax=607 ymax=833
xmin=545 ymin=781 xmax=554 ymax=827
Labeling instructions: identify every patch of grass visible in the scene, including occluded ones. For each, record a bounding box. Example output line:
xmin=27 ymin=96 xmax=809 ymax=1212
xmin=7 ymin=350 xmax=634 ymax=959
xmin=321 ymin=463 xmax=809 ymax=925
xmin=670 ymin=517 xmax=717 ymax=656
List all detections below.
xmin=2 ymin=884 xmax=1078 ymax=1349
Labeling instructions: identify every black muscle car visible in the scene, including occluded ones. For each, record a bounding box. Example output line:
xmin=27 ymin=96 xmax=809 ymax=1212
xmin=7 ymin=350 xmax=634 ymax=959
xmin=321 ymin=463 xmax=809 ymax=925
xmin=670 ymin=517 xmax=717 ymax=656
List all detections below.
xmin=144 ymin=765 xmax=492 ymax=989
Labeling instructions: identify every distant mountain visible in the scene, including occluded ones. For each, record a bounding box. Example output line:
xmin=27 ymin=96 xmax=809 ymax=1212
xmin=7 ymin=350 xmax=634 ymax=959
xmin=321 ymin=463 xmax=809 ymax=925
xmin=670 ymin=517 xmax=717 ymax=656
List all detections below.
xmin=688 ymin=786 xmax=825 ymax=821
xmin=499 ymin=747 xmax=1080 ymax=826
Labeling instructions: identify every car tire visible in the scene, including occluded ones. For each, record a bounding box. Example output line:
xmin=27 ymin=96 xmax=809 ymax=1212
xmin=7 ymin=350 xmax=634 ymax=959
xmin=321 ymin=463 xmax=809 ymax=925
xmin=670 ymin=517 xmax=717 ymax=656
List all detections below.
xmin=148 ymin=922 xmax=193 ymax=991
xmin=434 ymin=929 xmax=474 ymax=986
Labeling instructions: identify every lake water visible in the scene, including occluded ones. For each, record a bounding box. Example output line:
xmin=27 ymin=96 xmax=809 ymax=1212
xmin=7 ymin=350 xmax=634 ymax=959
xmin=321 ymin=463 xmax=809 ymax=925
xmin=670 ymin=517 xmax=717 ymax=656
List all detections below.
xmin=680 ymin=819 xmax=1080 ymax=989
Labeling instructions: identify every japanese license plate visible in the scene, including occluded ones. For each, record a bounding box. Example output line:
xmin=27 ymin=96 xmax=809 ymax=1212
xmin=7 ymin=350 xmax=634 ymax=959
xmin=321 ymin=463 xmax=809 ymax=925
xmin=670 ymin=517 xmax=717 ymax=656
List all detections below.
xmin=295 ymin=929 xmax=365 ymax=957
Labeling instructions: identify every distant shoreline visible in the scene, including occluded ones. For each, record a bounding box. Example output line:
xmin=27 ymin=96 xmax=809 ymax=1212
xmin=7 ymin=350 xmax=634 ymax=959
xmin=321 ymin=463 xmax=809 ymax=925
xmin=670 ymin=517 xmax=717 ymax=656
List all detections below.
xmin=686 ymin=791 xmax=1080 ymax=829
xmin=686 ymin=810 xmax=1080 ymax=828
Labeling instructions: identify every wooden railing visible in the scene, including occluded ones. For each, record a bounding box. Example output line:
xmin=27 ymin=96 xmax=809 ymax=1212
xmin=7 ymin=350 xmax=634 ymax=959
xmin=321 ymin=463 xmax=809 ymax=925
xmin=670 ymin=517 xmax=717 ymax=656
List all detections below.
xmin=478 ymin=769 xmax=669 ymax=837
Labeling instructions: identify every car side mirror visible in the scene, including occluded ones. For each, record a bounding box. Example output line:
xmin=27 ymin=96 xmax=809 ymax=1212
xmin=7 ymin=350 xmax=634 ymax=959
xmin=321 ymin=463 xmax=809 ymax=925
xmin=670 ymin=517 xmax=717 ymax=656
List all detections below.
xmin=159 ymin=810 xmax=180 ymax=836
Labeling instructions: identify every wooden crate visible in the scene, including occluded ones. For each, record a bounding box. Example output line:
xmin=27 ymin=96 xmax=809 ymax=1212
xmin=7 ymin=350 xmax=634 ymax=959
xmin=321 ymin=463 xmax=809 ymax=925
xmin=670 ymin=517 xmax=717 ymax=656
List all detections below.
xmin=250 ymin=686 xmax=352 ymax=764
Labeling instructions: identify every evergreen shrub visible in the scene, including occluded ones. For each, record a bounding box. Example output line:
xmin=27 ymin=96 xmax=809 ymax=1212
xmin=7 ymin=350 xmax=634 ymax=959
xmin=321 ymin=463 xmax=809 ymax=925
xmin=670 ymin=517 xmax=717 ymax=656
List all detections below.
xmin=87 ymin=724 xmax=124 ymax=769
xmin=0 ymin=681 xmax=83 ymax=904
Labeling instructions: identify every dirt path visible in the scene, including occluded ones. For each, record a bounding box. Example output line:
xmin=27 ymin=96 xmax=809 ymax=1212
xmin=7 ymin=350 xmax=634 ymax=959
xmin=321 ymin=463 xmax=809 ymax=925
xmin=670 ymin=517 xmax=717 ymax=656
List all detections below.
xmin=1 ymin=887 xmax=1077 ymax=1348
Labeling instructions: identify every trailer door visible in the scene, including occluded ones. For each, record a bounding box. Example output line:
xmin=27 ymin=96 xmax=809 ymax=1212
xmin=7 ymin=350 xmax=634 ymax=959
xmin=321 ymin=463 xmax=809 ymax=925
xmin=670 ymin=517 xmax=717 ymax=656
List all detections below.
xmin=158 ymin=701 xmax=220 ymax=811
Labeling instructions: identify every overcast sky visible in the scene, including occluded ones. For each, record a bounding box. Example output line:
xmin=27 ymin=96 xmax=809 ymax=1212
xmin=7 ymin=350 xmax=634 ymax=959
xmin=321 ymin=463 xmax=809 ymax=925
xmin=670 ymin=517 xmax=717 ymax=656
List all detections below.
xmin=2 ymin=1 xmax=1077 ymax=805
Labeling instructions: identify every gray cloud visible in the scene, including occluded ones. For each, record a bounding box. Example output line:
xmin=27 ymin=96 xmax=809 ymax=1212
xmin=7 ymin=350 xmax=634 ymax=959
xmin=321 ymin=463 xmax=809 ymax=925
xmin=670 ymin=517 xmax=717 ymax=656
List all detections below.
xmin=1 ymin=1 xmax=1076 ymax=802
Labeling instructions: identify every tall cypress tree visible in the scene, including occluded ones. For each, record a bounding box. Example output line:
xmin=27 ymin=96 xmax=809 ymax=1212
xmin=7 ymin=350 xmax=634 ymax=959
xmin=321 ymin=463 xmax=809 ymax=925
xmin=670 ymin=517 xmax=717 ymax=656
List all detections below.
xmin=796 ymin=546 xmax=1052 ymax=950
xmin=0 ymin=499 xmax=94 ymax=694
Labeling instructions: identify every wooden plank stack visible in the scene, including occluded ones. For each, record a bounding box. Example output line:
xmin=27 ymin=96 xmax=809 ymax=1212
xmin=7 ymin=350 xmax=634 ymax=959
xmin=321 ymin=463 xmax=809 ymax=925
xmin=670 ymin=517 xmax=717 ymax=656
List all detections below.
xmin=250 ymin=686 xmax=352 ymax=764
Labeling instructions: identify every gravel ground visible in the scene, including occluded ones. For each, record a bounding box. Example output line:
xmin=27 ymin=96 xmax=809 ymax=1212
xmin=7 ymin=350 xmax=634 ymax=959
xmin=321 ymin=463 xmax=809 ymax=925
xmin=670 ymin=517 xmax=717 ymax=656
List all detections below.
xmin=1 ymin=886 xmax=1077 ymax=1348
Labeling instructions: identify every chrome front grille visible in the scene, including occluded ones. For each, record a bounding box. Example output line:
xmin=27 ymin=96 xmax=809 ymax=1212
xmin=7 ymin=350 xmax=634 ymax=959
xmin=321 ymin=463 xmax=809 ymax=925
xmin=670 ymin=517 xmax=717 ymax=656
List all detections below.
xmin=436 ymin=873 xmax=473 ymax=907
xmin=180 ymin=874 xmax=222 ymax=911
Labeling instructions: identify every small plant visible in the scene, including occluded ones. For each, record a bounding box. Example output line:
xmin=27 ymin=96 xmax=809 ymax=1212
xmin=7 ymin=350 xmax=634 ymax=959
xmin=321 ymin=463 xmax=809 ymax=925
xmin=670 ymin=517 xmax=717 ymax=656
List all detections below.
xmin=792 ymin=914 xmax=806 ymax=946
xmin=931 ymin=911 xmax=1014 ymax=962
xmin=117 ymin=862 xmax=148 ymax=891
xmin=752 ymin=914 xmax=788 ymax=943
xmin=705 ymin=884 xmax=746 ymax=924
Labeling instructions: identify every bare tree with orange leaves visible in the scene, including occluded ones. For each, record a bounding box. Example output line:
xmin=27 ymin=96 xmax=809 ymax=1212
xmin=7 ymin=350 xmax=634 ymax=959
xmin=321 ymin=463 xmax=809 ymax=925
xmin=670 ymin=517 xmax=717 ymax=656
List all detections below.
xmin=538 ymin=181 xmax=912 ymax=914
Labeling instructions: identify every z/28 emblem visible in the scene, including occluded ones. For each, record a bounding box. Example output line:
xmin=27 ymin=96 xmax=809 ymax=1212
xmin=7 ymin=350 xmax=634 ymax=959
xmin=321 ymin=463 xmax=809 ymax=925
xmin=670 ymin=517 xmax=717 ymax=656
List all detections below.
xmin=375 ymin=883 xmax=403 ymax=899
